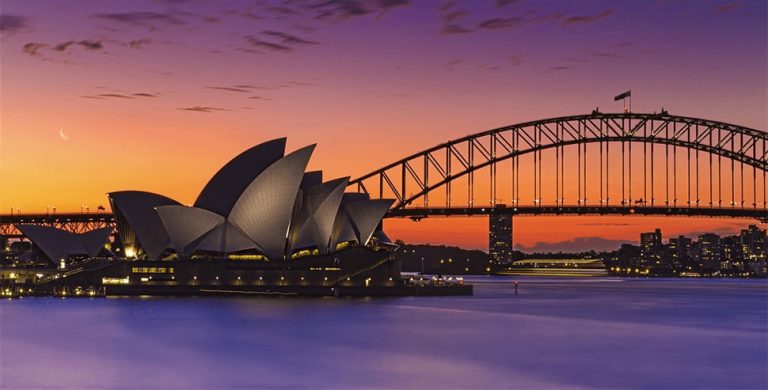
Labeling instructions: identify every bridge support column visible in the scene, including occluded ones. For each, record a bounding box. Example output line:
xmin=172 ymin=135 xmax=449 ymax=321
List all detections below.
xmin=489 ymin=205 xmax=513 ymax=267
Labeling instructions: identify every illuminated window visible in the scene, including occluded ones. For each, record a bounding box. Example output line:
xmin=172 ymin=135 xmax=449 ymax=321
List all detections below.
xmin=102 ymin=277 xmax=130 ymax=285
xmin=228 ymin=254 xmax=265 ymax=261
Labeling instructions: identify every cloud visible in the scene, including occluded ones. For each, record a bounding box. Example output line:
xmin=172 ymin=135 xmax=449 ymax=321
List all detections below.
xmin=237 ymin=0 xmax=407 ymax=26
xmin=178 ymin=106 xmax=229 ymax=113
xmin=517 ymin=237 xmax=633 ymax=253
xmin=227 ymin=83 xmax=277 ymax=90
xmin=208 ymin=86 xmax=252 ymax=93
xmin=173 ymin=10 xmax=221 ymax=23
xmin=265 ymin=6 xmax=300 ymax=16
xmin=53 ymin=42 xmax=79 ymax=51
xmin=205 ymin=82 xmax=312 ymax=93
xmin=261 ymin=30 xmax=319 ymax=45
xmin=716 ymin=1 xmax=743 ymax=13
xmin=98 ymin=93 xmax=134 ymax=99
xmin=235 ymin=47 xmax=262 ymax=55
xmin=152 ymin=0 xmax=196 ymax=4
xmin=286 ymin=81 xmax=314 ymax=87
xmin=561 ymin=57 xmax=589 ymax=63
xmin=439 ymin=6 xmax=614 ymax=36
xmin=22 ymin=40 xmax=103 ymax=59
xmin=444 ymin=58 xmax=463 ymax=70
xmin=440 ymin=1 xmax=456 ymax=12
xmin=243 ymin=31 xmax=319 ymax=53
xmin=81 ymin=92 xmax=156 ymax=99
xmin=509 ymin=55 xmax=524 ymax=66
xmin=477 ymin=17 xmax=525 ymax=30
xmin=78 ymin=40 xmax=103 ymax=50
xmin=22 ymin=43 xmax=47 ymax=56
xmin=55 ymin=40 xmax=103 ymax=52
xmin=442 ymin=24 xmax=473 ymax=34
xmin=128 ymin=38 xmax=152 ymax=49
xmin=442 ymin=10 xmax=467 ymax=23
xmin=378 ymin=0 xmax=411 ymax=9
xmin=562 ymin=9 xmax=615 ymax=25
xmin=0 ymin=15 xmax=28 ymax=33
xmin=478 ymin=64 xmax=500 ymax=71
xmin=309 ymin=0 xmax=372 ymax=19
xmin=93 ymin=12 xmax=185 ymax=27
xmin=589 ymin=51 xmax=622 ymax=58
xmin=547 ymin=65 xmax=573 ymax=71
xmin=243 ymin=36 xmax=293 ymax=52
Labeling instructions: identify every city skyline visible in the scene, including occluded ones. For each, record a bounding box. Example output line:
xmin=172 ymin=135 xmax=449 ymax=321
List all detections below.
xmin=1 ymin=0 xmax=766 ymax=251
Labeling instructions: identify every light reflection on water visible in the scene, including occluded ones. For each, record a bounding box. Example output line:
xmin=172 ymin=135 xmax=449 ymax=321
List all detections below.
xmin=1 ymin=276 xmax=766 ymax=389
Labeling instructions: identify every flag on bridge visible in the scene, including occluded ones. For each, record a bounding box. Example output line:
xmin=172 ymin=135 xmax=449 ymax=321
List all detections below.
xmin=614 ymin=90 xmax=631 ymax=101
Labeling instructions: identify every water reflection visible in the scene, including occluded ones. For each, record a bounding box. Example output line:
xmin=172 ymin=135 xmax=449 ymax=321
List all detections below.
xmin=1 ymin=277 xmax=766 ymax=389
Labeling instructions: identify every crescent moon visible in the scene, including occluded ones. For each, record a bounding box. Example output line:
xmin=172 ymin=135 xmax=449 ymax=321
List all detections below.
xmin=59 ymin=128 xmax=69 ymax=141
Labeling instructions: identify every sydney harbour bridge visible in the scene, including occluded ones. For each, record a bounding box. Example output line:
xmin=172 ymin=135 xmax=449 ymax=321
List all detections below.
xmin=2 ymin=111 xmax=767 ymax=250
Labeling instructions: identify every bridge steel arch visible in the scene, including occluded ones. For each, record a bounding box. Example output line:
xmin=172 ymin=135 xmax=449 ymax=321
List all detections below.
xmin=349 ymin=112 xmax=768 ymax=220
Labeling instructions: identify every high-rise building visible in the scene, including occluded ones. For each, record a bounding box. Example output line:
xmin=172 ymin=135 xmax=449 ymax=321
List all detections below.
xmin=669 ymin=235 xmax=692 ymax=269
xmin=741 ymin=225 xmax=767 ymax=262
xmin=720 ymin=235 xmax=743 ymax=271
xmin=489 ymin=207 xmax=513 ymax=265
xmin=741 ymin=225 xmax=767 ymax=276
xmin=639 ymin=229 xmax=663 ymax=268
xmin=698 ymin=233 xmax=721 ymax=272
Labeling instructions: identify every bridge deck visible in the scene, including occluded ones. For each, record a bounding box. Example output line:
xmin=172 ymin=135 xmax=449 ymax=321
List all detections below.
xmin=0 ymin=206 xmax=765 ymax=226
xmin=389 ymin=205 xmax=768 ymax=220
xmin=0 ymin=212 xmax=115 ymax=236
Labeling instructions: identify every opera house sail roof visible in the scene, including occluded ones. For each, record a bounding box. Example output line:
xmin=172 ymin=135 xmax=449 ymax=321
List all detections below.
xmin=15 ymin=224 xmax=112 ymax=264
xmin=14 ymin=138 xmax=394 ymax=264
xmin=95 ymin=138 xmax=395 ymax=262
xmin=194 ymin=138 xmax=287 ymax=217
xmin=108 ymin=191 xmax=180 ymax=259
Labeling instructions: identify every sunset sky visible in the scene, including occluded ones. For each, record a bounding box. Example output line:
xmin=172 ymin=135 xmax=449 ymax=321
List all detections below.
xmin=1 ymin=0 xmax=765 ymax=251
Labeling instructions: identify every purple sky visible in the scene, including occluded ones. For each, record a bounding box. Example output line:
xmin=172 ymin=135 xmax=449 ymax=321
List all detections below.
xmin=1 ymin=0 xmax=765 ymax=250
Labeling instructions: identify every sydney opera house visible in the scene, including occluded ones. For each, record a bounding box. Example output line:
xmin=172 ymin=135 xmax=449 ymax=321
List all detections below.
xmin=8 ymin=138 xmax=451 ymax=296
xmin=109 ymin=138 xmax=393 ymax=263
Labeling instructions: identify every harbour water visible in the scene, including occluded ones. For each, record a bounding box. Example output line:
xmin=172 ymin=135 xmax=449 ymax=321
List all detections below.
xmin=1 ymin=276 xmax=766 ymax=389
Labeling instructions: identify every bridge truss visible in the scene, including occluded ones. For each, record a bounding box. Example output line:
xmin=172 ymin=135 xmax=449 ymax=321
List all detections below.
xmin=1 ymin=112 xmax=766 ymax=241
xmin=349 ymin=112 xmax=767 ymax=220
xmin=0 ymin=213 xmax=115 ymax=238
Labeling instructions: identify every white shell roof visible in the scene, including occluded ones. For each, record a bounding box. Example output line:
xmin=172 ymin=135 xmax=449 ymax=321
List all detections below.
xmin=16 ymin=225 xmax=111 ymax=263
xmin=289 ymin=177 xmax=349 ymax=254
xmin=194 ymin=138 xmax=286 ymax=217
xmin=156 ymin=205 xmax=224 ymax=256
xmin=193 ymin=221 xmax=258 ymax=254
xmin=106 ymin=139 xmax=393 ymax=260
xmin=345 ymin=199 xmax=394 ymax=246
xmin=330 ymin=194 xmax=394 ymax=248
xmin=229 ymin=145 xmax=315 ymax=261
xmin=108 ymin=191 xmax=180 ymax=259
